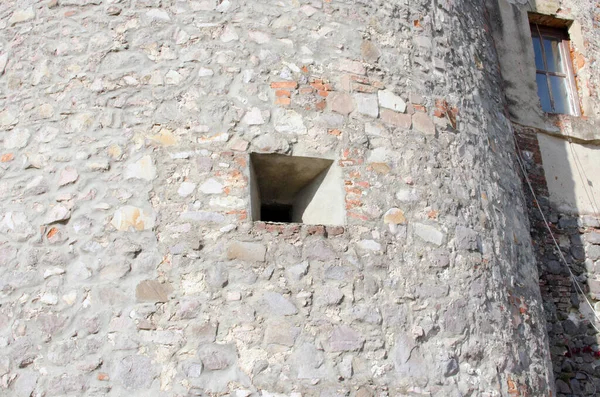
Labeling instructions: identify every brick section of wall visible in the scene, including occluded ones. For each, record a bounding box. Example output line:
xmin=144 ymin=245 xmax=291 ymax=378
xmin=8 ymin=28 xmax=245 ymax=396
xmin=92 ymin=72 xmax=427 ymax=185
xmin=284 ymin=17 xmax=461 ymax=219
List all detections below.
xmin=514 ymin=124 xmax=600 ymax=396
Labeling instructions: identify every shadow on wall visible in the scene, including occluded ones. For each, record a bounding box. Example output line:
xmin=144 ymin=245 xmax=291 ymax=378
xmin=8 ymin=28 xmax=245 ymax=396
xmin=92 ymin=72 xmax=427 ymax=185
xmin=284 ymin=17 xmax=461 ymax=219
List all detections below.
xmin=516 ymin=126 xmax=600 ymax=395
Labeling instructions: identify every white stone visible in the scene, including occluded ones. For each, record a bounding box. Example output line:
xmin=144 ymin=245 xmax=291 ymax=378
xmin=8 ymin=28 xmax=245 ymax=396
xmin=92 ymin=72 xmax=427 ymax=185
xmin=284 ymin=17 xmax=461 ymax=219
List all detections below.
xmin=357 ymin=240 xmax=382 ymax=251
xmin=221 ymin=25 xmax=239 ymax=42
xmin=0 ymin=110 xmax=17 ymax=127
xmin=242 ymin=107 xmax=265 ymax=125
xmin=365 ymin=122 xmax=388 ymax=137
xmin=249 ymin=31 xmax=270 ymax=44
xmin=227 ymin=291 xmax=242 ymax=301
xmin=111 ymin=206 xmax=155 ymax=231
xmin=198 ymin=68 xmax=214 ymax=77
xmin=146 ymin=9 xmax=170 ymax=21
xmin=41 ymin=293 xmax=58 ymax=305
xmin=44 ymin=267 xmax=65 ymax=279
xmin=216 ymin=0 xmax=231 ymax=12
xmin=44 ymin=205 xmax=71 ymax=224
xmin=367 ymin=147 xmax=392 ymax=163
xmin=413 ymin=223 xmax=445 ymax=246
xmin=68 ymin=113 xmax=93 ymax=132
xmin=396 ymin=188 xmax=419 ymax=202
xmin=198 ymin=132 xmax=230 ymax=145
xmin=32 ymin=60 xmax=50 ymax=86
xmin=338 ymin=58 xmax=365 ymax=75
xmin=178 ymin=182 xmax=197 ymax=197
xmin=274 ymin=109 xmax=307 ymax=135
xmin=9 ymin=7 xmax=35 ymax=25
xmin=58 ymin=167 xmax=79 ymax=186
xmin=0 ymin=53 xmax=7 ymax=75
xmin=300 ymin=5 xmax=318 ymax=16
xmin=4 ymin=128 xmax=30 ymax=149
xmin=39 ymin=103 xmax=54 ymax=118
xmin=148 ymin=70 xmax=163 ymax=85
xmin=125 ymin=155 xmax=157 ymax=181
xmin=165 ymin=70 xmax=182 ymax=85
xmin=210 ymin=196 xmax=244 ymax=209
xmin=199 ymin=178 xmax=224 ymax=194
xmin=378 ymin=90 xmax=407 ymax=113
xmin=354 ymin=93 xmax=379 ymax=118
xmin=62 ymin=291 xmax=77 ymax=305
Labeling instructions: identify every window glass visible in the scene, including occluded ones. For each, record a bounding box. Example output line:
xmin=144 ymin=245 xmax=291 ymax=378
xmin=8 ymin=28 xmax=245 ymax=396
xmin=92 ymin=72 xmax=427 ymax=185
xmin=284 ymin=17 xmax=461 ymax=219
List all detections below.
xmin=532 ymin=36 xmax=545 ymax=70
xmin=549 ymin=75 xmax=570 ymax=114
xmin=543 ymin=38 xmax=564 ymax=73
xmin=536 ymin=73 xmax=552 ymax=112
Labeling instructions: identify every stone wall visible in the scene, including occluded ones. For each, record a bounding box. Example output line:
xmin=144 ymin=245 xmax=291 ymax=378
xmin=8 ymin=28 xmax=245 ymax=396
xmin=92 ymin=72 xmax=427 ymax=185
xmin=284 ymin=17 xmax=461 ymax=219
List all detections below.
xmin=514 ymin=125 xmax=600 ymax=396
xmin=0 ymin=0 xmax=553 ymax=396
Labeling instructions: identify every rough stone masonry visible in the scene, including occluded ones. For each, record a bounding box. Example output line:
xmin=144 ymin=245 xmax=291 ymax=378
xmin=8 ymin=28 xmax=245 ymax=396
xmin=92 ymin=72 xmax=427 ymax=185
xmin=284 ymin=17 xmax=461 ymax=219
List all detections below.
xmin=0 ymin=0 xmax=555 ymax=396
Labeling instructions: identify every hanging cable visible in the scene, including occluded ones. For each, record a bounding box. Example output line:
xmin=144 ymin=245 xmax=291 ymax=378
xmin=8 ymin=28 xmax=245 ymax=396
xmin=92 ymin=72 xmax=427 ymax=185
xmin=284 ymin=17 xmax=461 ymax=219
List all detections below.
xmin=511 ymin=128 xmax=600 ymax=334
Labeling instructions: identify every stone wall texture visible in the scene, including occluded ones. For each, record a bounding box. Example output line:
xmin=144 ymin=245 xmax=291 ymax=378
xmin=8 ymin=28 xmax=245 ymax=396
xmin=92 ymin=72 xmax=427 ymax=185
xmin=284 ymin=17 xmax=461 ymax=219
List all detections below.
xmin=1 ymin=1 xmax=556 ymax=396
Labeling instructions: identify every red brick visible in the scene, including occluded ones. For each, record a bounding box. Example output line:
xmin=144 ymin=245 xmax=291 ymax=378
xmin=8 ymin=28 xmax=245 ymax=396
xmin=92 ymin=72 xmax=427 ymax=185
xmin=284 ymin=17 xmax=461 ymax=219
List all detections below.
xmin=299 ymin=87 xmax=314 ymax=95
xmin=275 ymin=97 xmax=291 ymax=106
xmin=353 ymin=83 xmax=378 ymax=93
xmin=270 ymin=81 xmax=298 ymax=89
xmin=307 ymin=225 xmax=326 ymax=236
xmin=326 ymin=226 xmax=345 ymax=236
xmin=275 ymin=89 xmax=291 ymax=97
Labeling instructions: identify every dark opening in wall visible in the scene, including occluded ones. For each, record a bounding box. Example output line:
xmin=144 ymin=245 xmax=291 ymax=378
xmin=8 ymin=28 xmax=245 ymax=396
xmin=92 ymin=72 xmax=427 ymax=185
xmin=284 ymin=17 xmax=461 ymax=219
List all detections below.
xmin=261 ymin=203 xmax=293 ymax=223
xmin=249 ymin=153 xmax=345 ymax=225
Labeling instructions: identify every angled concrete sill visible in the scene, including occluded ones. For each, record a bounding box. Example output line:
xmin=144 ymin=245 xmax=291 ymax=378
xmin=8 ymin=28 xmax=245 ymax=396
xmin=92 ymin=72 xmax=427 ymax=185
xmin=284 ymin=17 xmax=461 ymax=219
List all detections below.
xmin=249 ymin=153 xmax=345 ymax=226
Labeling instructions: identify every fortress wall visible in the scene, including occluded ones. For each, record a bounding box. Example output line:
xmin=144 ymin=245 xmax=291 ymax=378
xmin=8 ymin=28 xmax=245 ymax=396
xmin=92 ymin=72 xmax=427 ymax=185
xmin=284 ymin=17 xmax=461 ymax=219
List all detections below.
xmin=1 ymin=1 xmax=553 ymax=396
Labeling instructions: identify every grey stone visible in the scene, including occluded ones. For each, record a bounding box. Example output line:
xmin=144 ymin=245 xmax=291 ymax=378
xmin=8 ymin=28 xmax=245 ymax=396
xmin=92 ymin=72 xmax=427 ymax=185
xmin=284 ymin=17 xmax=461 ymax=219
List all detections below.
xmin=207 ymin=264 xmax=229 ymax=288
xmin=315 ymin=287 xmax=344 ymax=306
xmin=555 ymin=379 xmax=571 ymax=393
xmin=414 ymin=223 xmax=445 ymax=246
xmin=361 ymin=40 xmax=381 ymax=62
xmin=286 ymin=261 xmax=309 ymax=281
xmin=303 ymin=240 xmax=336 ymax=261
xmin=273 ymin=109 xmax=307 ymax=134
xmin=227 ymin=241 xmax=267 ymax=262
xmin=329 ymin=92 xmax=356 ymax=115
xmin=327 ymin=325 xmax=365 ymax=352
xmin=354 ymin=93 xmax=379 ymax=118
xmin=291 ymin=343 xmax=325 ymax=379
xmin=264 ymin=321 xmax=300 ymax=346
xmin=588 ymin=245 xmax=600 ymax=261
xmin=338 ymin=355 xmax=353 ymax=379
xmin=136 ymin=280 xmax=173 ymax=302
xmin=113 ymin=355 xmax=157 ymax=389
xmin=586 ymin=231 xmax=600 ymax=245
xmin=443 ymin=358 xmax=459 ymax=377
xmin=12 ymin=370 xmax=38 ymax=397
xmin=263 ymin=292 xmax=298 ymax=316
xmin=412 ymin=112 xmax=435 ymax=135
xmin=455 ymin=226 xmax=478 ymax=251
xmin=197 ymin=344 xmax=236 ymax=371
xmin=180 ymin=211 xmax=226 ymax=223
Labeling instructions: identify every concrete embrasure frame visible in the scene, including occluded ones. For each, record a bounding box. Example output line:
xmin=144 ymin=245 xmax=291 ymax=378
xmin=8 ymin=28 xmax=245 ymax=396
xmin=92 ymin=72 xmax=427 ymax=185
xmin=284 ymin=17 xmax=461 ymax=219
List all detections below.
xmin=249 ymin=153 xmax=345 ymax=226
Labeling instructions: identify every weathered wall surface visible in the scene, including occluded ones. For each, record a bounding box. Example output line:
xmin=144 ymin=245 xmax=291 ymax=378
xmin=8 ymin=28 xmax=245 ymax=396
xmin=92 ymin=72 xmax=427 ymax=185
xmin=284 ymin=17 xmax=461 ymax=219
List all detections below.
xmin=488 ymin=0 xmax=600 ymax=395
xmin=0 ymin=1 xmax=553 ymax=396
xmin=537 ymin=134 xmax=600 ymax=215
xmin=514 ymin=126 xmax=600 ymax=396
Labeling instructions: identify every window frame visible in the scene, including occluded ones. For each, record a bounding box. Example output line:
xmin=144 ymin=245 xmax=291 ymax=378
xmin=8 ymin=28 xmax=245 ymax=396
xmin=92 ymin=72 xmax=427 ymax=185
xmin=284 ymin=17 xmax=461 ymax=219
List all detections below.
xmin=530 ymin=23 xmax=580 ymax=116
